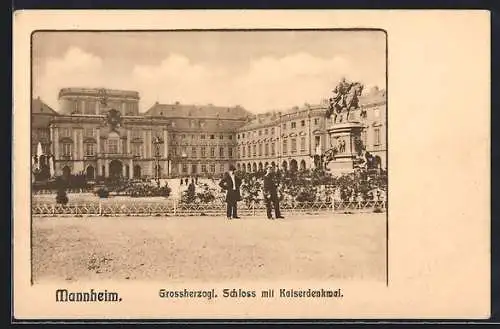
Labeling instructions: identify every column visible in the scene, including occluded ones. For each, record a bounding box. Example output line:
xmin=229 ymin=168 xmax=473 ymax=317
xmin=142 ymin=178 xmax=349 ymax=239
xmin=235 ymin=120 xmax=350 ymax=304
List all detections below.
xmin=73 ymin=129 xmax=78 ymax=159
xmin=96 ymin=128 xmax=100 ymax=156
xmin=127 ymin=130 xmax=131 ymax=155
xmin=49 ymin=125 xmax=54 ymax=155
xmin=163 ymin=130 xmax=168 ymax=159
xmin=121 ymin=102 xmax=126 ymax=116
xmin=97 ymin=159 xmax=102 ymax=176
xmin=53 ymin=128 xmax=59 ymax=159
xmin=129 ymin=159 xmax=133 ymax=179
xmin=105 ymin=159 xmax=109 ymax=178
xmin=96 ymin=101 xmax=100 ymax=115
xmin=78 ymin=129 xmax=83 ymax=160
xmin=122 ymin=162 xmax=127 ymax=177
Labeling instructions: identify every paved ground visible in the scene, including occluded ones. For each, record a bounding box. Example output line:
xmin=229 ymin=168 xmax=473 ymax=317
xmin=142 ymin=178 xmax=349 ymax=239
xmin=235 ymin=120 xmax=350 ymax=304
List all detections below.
xmin=32 ymin=213 xmax=387 ymax=283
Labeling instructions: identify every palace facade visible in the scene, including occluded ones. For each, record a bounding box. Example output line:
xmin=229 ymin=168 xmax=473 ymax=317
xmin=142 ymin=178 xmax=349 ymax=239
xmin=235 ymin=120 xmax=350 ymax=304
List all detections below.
xmin=31 ymin=87 xmax=386 ymax=180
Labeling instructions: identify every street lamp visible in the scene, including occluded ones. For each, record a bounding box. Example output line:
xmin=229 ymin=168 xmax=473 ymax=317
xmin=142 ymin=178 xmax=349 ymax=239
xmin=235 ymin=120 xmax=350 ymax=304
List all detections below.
xmin=152 ymin=136 xmax=164 ymax=187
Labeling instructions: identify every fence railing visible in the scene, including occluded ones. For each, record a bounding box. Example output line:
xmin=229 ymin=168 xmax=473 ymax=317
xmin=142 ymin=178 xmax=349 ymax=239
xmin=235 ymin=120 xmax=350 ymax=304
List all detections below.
xmin=32 ymin=199 xmax=386 ymax=217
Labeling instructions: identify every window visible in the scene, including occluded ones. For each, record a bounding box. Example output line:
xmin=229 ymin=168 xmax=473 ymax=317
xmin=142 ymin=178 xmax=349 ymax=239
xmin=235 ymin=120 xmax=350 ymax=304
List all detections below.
xmin=242 ymin=133 xmax=245 ymax=138
xmin=259 ymin=130 xmax=262 ymax=136
xmin=237 ymin=134 xmax=240 ymax=139
xmin=181 ymin=134 xmax=186 ymax=139
xmin=107 ymin=139 xmax=118 ymax=154
xmin=72 ymin=100 xmax=81 ymax=114
xmin=374 ymin=128 xmax=381 ymax=145
xmin=301 ymin=120 xmax=305 ymax=127
xmin=85 ymin=101 xmax=96 ymax=115
xmin=210 ymin=147 xmax=215 ymax=157
xmin=201 ymin=147 xmax=206 ymax=158
xmin=247 ymin=146 xmax=251 ymax=157
xmin=132 ymin=144 xmax=143 ymax=157
xmin=122 ymin=140 xmax=127 ymax=154
xmin=62 ymin=143 xmax=72 ymax=157
xmin=229 ymin=135 xmax=232 ymax=140
xmin=282 ymin=140 xmax=287 ymax=155
xmin=265 ymin=143 xmax=269 ymax=156
xmin=61 ymin=128 xmax=71 ymax=138
xmin=201 ymin=164 xmax=207 ymax=173
xmin=291 ymin=138 xmax=297 ymax=153
xmin=84 ymin=143 xmax=95 ymax=156
xmin=220 ymin=164 xmax=225 ymax=172
xmin=132 ymin=130 xmax=141 ymax=139
xmin=219 ymin=147 xmax=224 ymax=157
xmin=192 ymin=146 xmax=197 ymax=157
xmin=182 ymin=163 xmax=188 ymax=173
xmin=252 ymin=145 xmax=257 ymax=156
xmin=291 ymin=122 xmax=296 ymax=129
xmin=219 ymin=135 xmax=223 ymax=140
xmin=315 ymin=136 xmax=321 ymax=148
xmin=241 ymin=146 xmax=245 ymax=157
xmin=228 ymin=147 xmax=233 ymax=158
xmin=282 ymin=123 xmax=286 ymax=130
xmin=258 ymin=144 xmax=262 ymax=156
xmin=271 ymin=143 xmax=275 ymax=155
xmin=300 ymin=137 xmax=306 ymax=152
xmin=314 ymin=118 xmax=319 ymax=125
xmin=38 ymin=129 xmax=49 ymax=139
xmin=265 ymin=129 xmax=268 ymax=135
xmin=192 ymin=135 xmax=196 ymax=140
xmin=201 ymin=135 xmax=205 ymax=139
xmin=210 ymin=164 xmax=215 ymax=173
xmin=210 ymin=135 xmax=215 ymax=140
xmin=271 ymin=127 xmax=274 ymax=134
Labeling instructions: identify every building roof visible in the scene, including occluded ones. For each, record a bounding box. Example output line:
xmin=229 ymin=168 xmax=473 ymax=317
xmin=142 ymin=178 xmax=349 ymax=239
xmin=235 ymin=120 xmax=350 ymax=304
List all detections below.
xmin=32 ymin=97 xmax=59 ymax=116
xmin=58 ymin=87 xmax=140 ymax=100
xmin=144 ymin=102 xmax=251 ymax=120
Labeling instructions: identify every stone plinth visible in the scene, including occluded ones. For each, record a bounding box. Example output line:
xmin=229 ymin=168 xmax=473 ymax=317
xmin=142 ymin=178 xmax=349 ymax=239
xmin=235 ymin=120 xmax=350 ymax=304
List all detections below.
xmin=326 ymin=121 xmax=364 ymax=174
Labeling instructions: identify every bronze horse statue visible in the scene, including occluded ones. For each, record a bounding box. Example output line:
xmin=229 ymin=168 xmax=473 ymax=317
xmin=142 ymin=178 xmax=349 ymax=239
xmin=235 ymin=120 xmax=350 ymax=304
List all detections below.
xmin=325 ymin=82 xmax=364 ymax=123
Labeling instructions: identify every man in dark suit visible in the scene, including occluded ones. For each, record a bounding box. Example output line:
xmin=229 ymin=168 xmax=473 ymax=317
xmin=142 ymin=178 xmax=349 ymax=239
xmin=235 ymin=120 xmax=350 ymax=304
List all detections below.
xmin=263 ymin=165 xmax=284 ymax=220
xmin=219 ymin=165 xmax=242 ymax=220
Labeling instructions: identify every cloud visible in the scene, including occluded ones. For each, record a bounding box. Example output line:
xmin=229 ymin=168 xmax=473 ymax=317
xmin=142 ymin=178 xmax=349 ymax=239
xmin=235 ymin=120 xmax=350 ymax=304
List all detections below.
xmin=35 ymin=49 xmax=384 ymax=114
xmin=34 ymin=47 xmax=104 ymax=108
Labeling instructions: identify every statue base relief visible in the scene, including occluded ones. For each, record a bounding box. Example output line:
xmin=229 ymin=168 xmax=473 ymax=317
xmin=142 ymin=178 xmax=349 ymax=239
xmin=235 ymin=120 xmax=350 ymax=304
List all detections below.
xmin=325 ymin=120 xmax=364 ymax=175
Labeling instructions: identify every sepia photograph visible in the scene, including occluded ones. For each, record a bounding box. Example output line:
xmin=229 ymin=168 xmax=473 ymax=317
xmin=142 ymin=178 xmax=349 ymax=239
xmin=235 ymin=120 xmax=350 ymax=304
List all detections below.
xmin=13 ymin=10 xmax=490 ymax=320
xmin=30 ymin=30 xmax=388 ymax=285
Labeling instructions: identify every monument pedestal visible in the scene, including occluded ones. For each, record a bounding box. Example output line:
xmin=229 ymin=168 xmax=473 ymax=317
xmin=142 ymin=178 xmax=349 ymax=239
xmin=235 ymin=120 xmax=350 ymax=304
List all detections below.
xmin=326 ymin=121 xmax=364 ymax=175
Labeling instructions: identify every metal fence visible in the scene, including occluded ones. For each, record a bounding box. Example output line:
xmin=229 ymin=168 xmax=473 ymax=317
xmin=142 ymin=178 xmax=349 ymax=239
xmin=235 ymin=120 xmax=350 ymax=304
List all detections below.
xmin=32 ymin=199 xmax=387 ymax=217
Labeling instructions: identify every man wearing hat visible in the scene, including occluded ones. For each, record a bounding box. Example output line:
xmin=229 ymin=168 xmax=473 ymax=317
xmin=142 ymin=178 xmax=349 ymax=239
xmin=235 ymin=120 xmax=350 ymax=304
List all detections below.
xmin=263 ymin=164 xmax=284 ymax=220
xmin=219 ymin=164 xmax=242 ymax=220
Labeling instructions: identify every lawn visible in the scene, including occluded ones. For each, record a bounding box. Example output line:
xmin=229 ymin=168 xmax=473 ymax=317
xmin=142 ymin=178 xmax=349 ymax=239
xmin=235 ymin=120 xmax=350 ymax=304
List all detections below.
xmin=32 ymin=213 xmax=386 ymax=283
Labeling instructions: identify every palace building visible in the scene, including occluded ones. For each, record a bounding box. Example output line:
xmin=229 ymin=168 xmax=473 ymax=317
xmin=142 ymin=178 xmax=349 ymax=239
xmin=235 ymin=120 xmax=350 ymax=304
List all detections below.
xmin=31 ymin=86 xmax=386 ymax=180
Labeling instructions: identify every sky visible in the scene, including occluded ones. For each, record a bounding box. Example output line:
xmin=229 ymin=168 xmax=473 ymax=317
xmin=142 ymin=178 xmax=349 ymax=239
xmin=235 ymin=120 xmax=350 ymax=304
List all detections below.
xmin=32 ymin=31 xmax=386 ymax=114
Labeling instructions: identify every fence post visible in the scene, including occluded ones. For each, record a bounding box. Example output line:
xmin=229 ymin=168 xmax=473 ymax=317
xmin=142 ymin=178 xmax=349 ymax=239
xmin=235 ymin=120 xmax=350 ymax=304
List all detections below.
xmin=252 ymin=201 xmax=255 ymax=216
xmin=98 ymin=199 xmax=102 ymax=216
xmin=173 ymin=199 xmax=177 ymax=216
